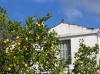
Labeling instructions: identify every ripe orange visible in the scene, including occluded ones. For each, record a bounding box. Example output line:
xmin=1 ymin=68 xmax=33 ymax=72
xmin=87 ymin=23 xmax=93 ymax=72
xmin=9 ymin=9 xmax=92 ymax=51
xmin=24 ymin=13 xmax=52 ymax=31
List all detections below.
xmin=9 ymin=47 xmax=13 ymax=51
xmin=25 ymin=37 xmax=28 ymax=41
xmin=37 ymin=24 xmax=40 ymax=27
xmin=16 ymin=42 xmax=20 ymax=46
xmin=46 ymin=53 xmax=48 ymax=56
xmin=16 ymin=36 xmax=19 ymax=40
xmin=4 ymin=40 xmax=7 ymax=44
xmin=87 ymin=68 xmax=90 ymax=70
xmin=6 ymin=39 xmax=9 ymax=42
xmin=23 ymin=46 xmax=27 ymax=50
xmin=28 ymin=31 xmax=31 ymax=34
xmin=24 ymin=64 xmax=28 ymax=67
xmin=7 ymin=67 xmax=11 ymax=71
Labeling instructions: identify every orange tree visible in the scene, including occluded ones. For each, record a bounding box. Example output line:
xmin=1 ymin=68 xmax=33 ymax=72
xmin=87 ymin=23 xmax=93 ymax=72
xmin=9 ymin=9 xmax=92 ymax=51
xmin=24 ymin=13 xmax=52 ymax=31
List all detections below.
xmin=0 ymin=7 xmax=66 ymax=74
xmin=72 ymin=39 xmax=100 ymax=74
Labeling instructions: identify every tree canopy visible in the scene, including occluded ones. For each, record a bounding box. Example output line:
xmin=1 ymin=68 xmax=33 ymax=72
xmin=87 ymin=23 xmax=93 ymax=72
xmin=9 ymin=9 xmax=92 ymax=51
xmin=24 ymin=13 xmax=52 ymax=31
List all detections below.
xmin=0 ymin=7 xmax=66 ymax=74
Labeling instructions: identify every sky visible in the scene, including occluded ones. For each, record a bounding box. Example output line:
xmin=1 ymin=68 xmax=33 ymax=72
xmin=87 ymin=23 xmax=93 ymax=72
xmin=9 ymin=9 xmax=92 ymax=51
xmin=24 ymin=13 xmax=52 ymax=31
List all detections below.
xmin=0 ymin=0 xmax=100 ymax=28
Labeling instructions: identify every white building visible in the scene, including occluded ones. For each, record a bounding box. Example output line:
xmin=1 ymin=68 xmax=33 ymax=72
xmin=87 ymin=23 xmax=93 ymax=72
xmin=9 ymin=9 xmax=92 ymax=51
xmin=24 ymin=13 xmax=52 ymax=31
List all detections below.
xmin=50 ymin=19 xmax=100 ymax=71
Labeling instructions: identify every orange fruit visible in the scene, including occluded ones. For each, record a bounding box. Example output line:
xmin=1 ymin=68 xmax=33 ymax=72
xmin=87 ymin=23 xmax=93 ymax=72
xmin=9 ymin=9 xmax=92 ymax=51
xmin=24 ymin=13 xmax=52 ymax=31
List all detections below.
xmin=16 ymin=42 xmax=20 ymax=46
xmin=51 ymin=44 xmax=54 ymax=49
xmin=37 ymin=24 xmax=40 ymax=27
xmin=25 ymin=37 xmax=28 ymax=41
xmin=4 ymin=40 xmax=7 ymax=44
xmin=28 ymin=31 xmax=31 ymax=34
xmin=24 ymin=64 xmax=28 ymax=67
xmin=36 ymin=22 xmax=40 ymax=27
xmin=13 ymin=56 xmax=16 ymax=59
xmin=7 ymin=67 xmax=11 ymax=71
xmin=46 ymin=53 xmax=48 ymax=56
xmin=16 ymin=36 xmax=19 ymax=40
xmin=9 ymin=47 xmax=13 ymax=51
xmin=87 ymin=68 xmax=90 ymax=70
xmin=23 ymin=46 xmax=27 ymax=50
xmin=37 ymin=35 xmax=40 ymax=40
xmin=6 ymin=39 xmax=9 ymax=42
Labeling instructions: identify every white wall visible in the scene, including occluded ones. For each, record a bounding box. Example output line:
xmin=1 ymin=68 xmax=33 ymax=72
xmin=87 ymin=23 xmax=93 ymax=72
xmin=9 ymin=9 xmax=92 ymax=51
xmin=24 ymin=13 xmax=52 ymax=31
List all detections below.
xmin=50 ymin=23 xmax=99 ymax=36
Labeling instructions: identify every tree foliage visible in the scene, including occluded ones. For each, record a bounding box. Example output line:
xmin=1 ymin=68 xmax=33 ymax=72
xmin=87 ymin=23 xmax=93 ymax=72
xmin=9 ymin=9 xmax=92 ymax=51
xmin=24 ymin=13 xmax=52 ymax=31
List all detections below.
xmin=72 ymin=39 xmax=100 ymax=74
xmin=0 ymin=7 xmax=66 ymax=74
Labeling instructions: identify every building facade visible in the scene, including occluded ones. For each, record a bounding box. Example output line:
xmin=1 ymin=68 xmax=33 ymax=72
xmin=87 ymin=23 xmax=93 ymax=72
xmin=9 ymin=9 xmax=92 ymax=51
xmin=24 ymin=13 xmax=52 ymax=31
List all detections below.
xmin=50 ymin=20 xmax=100 ymax=70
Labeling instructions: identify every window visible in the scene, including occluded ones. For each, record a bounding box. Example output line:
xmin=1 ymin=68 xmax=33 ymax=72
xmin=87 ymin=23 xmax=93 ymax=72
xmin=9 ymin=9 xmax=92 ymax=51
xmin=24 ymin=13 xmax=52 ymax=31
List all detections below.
xmin=59 ymin=40 xmax=71 ymax=63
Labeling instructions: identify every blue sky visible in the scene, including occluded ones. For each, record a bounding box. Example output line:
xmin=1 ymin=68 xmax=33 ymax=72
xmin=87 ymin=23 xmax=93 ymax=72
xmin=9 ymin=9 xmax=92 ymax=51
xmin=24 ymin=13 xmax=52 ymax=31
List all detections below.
xmin=0 ymin=0 xmax=100 ymax=28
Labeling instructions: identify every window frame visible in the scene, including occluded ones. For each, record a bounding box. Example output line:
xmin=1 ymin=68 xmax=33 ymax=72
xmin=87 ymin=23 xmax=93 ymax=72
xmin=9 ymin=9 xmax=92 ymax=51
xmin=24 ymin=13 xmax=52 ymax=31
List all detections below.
xmin=59 ymin=39 xmax=71 ymax=64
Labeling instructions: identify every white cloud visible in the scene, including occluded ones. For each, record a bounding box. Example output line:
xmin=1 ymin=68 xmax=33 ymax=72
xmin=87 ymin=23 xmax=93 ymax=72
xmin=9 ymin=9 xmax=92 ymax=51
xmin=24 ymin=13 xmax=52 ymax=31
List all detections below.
xmin=64 ymin=9 xmax=83 ymax=20
xmin=60 ymin=0 xmax=100 ymax=14
xmin=59 ymin=0 xmax=100 ymax=22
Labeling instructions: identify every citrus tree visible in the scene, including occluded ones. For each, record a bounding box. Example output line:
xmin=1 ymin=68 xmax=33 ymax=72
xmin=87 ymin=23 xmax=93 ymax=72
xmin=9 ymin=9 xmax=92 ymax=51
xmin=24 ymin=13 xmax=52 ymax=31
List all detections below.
xmin=72 ymin=39 xmax=100 ymax=74
xmin=0 ymin=7 xmax=66 ymax=74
